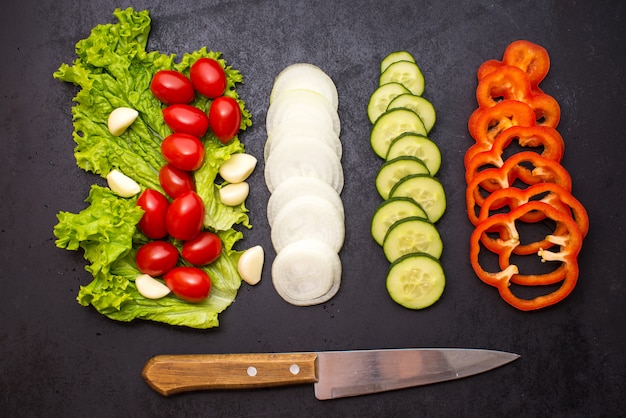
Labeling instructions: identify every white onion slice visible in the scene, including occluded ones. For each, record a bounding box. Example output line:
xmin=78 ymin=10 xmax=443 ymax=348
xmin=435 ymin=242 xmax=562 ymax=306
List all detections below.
xmin=271 ymin=194 xmax=345 ymax=253
xmin=267 ymin=176 xmax=344 ymax=228
xmin=264 ymin=137 xmax=344 ymax=194
xmin=272 ymin=239 xmax=341 ymax=306
xmin=270 ymin=63 xmax=339 ymax=111
xmin=266 ymin=89 xmax=341 ymax=137
xmin=264 ymin=122 xmax=342 ymax=161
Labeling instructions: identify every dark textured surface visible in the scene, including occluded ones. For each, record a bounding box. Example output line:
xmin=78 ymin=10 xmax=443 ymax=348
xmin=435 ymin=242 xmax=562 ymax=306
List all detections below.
xmin=1 ymin=0 xmax=625 ymax=416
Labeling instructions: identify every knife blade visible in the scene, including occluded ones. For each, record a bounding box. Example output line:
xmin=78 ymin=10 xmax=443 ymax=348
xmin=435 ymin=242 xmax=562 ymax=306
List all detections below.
xmin=142 ymin=348 xmax=519 ymax=399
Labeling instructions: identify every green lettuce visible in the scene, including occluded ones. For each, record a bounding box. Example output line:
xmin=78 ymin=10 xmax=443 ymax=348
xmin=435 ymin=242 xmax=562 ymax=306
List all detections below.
xmin=53 ymin=8 xmax=254 ymax=329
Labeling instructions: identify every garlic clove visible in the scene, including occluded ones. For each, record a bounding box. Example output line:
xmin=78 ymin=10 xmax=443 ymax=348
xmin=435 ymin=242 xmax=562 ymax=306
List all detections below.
xmin=106 ymin=169 xmax=141 ymax=197
xmin=219 ymin=153 xmax=257 ymax=183
xmin=135 ymin=274 xmax=171 ymax=299
xmin=238 ymin=245 xmax=264 ymax=285
xmin=219 ymin=182 xmax=250 ymax=206
xmin=108 ymin=107 xmax=139 ymax=136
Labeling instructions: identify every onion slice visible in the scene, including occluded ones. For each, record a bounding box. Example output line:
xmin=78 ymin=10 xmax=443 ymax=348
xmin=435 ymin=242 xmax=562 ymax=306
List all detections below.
xmin=270 ymin=63 xmax=339 ymax=111
xmin=272 ymin=239 xmax=341 ymax=306
xmin=271 ymin=194 xmax=345 ymax=253
xmin=266 ymin=89 xmax=340 ymax=137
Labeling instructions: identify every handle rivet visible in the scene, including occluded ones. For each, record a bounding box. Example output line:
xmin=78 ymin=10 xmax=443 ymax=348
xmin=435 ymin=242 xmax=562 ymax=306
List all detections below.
xmin=289 ymin=364 xmax=300 ymax=375
xmin=247 ymin=366 xmax=258 ymax=377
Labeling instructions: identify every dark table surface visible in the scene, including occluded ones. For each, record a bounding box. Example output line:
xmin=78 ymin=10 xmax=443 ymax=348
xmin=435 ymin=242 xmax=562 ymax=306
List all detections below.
xmin=2 ymin=1 xmax=625 ymax=416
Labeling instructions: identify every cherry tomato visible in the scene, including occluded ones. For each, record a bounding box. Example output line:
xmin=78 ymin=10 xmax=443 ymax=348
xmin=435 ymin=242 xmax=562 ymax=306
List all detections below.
xmin=159 ymin=163 xmax=195 ymax=199
xmin=208 ymin=96 xmax=242 ymax=144
xmin=166 ymin=191 xmax=205 ymax=241
xmin=136 ymin=189 xmax=170 ymax=239
xmin=161 ymin=133 xmax=205 ymax=171
xmin=163 ymin=104 xmax=210 ymax=137
xmin=150 ymin=70 xmax=195 ymax=105
xmin=182 ymin=231 xmax=222 ymax=266
xmin=190 ymin=58 xmax=227 ymax=99
xmin=135 ymin=241 xmax=179 ymax=277
xmin=164 ymin=266 xmax=211 ymax=302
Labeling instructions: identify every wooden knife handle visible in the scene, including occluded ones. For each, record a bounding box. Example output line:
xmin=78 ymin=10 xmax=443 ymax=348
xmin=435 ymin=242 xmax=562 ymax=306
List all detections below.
xmin=142 ymin=353 xmax=319 ymax=396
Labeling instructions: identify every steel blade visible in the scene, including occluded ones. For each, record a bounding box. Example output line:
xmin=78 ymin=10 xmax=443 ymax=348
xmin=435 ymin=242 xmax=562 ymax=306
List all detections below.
xmin=314 ymin=348 xmax=519 ymax=400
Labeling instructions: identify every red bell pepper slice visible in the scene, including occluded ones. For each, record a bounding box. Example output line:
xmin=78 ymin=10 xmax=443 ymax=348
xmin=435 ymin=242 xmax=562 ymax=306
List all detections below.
xmin=475 ymin=65 xmax=532 ymax=108
xmin=464 ymin=125 xmax=565 ymax=186
xmin=476 ymin=183 xmax=589 ymax=256
xmin=470 ymin=201 xmax=583 ymax=311
xmin=502 ymin=40 xmax=551 ymax=90
xmin=466 ymin=151 xmax=573 ymax=225
xmin=526 ymin=92 xmax=561 ymax=129
xmin=468 ymin=100 xmax=536 ymax=146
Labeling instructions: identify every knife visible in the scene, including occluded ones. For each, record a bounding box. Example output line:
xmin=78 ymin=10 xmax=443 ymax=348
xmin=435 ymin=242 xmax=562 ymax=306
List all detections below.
xmin=142 ymin=348 xmax=519 ymax=399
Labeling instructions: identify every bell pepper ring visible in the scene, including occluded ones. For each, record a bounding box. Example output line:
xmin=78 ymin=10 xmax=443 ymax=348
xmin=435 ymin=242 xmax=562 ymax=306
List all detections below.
xmin=464 ymin=125 xmax=565 ymax=186
xmin=465 ymin=151 xmax=573 ymax=226
xmin=475 ymin=65 xmax=533 ymax=108
xmin=470 ymin=201 xmax=583 ymax=310
xmin=502 ymin=40 xmax=551 ymax=90
xmin=526 ymin=92 xmax=561 ymax=129
xmin=468 ymin=100 xmax=537 ymax=146
xmin=476 ymin=183 xmax=589 ymax=256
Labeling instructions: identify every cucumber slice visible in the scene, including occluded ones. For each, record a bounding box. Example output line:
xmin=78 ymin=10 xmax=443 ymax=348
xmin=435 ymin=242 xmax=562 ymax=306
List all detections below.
xmin=367 ymin=82 xmax=411 ymax=124
xmin=389 ymin=174 xmax=446 ymax=222
xmin=387 ymin=93 xmax=436 ymax=133
xmin=371 ymin=197 xmax=428 ymax=246
xmin=375 ymin=156 xmax=430 ymax=200
xmin=386 ymin=133 xmax=442 ymax=176
xmin=270 ymin=63 xmax=339 ymax=110
xmin=382 ymin=216 xmax=443 ymax=262
xmin=380 ymin=61 xmax=425 ymax=96
xmin=386 ymin=253 xmax=445 ymax=310
xmin=370 ymin=108 xmax=427 ymax=159
xmin=380 ymin=51 xmax=416 ymax=74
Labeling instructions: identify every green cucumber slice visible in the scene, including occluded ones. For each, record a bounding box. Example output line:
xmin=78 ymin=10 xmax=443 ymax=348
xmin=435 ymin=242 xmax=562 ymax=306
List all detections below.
xmin=371 ymin=197 xmax=428 ymax=246
xmin=370 ymin=108 xmax=427 ymax=159
xmin=382 ymin=216 xmax=443 ymax=262
xmin=389 ymin=174 xmax=446 ymax=222
xmin=380 ymin=61 xmax=425 ymax=96
xmin=386 ymin=253 xmax=445 ymax=310
xmin=375 ymin=156 xmax=430 ymax=200
xmin=367 ymin=82 xmax=411 ymax=124
xmin=380 ymin=51 xmax=416 ymax=74
xmin=387 ymin=93 xmax=436 ymax=133
xmin=386 ymin=133 xmax=442 ymax=176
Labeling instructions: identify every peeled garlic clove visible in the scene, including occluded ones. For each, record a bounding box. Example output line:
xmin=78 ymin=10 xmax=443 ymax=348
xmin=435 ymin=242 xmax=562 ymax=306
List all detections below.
xmin=108 ymin=107 xmax=139 ymax=136
xmin=135 ymin=274 xmax=171 ymax=299
xmin=238 ymin=245 xmax=264 ymax=285
xmin=219 ymin=153 xmax=257 ymax=183
xmin=219 ymin=182 xmax=249 ymax=206
xmin=106 ymin=169 xmax=141 ymax=197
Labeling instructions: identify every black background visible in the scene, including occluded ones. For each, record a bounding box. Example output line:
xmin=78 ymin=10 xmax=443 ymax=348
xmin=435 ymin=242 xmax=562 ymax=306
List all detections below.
xmin=2 ymin=1 xmax=625 ymax=416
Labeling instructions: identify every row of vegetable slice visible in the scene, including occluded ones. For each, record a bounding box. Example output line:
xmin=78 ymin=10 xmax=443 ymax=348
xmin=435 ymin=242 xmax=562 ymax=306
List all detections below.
xmin=368 ymin=51 xmax=446 ymax=310
xmin=264 ymin=63 xmax=345 ymax=306
xmin=465 ymin=40 xmax=589 ymax=311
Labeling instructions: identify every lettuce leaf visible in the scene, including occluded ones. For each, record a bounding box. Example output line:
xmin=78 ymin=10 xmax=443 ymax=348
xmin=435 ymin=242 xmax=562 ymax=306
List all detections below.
xmin=53 ymin=8 xmax=254 ymax=329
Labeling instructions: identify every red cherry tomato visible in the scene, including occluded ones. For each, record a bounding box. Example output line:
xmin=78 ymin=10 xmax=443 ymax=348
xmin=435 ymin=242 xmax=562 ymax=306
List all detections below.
xmin=164 ymin=266 xmax=211 ymax=302
xmin=150 ymin=70 xmax=195 ymax=105
xmin=182 ymin=231 xmax=223 ymax=266
xmin=190 ymin=58 xmax=227 ymax=99
xmin=163 ymin=104 xmax=210 ymax=137
xmin=135 ymin=241 xmax=179 ymax=277
xmin=161 ymin=133 xmax=205 ymax=171
xmin=208 ymin=96 xmax=242 ymax=144
xmin=166 ymin=191 xmax=205 ymax=241
xmin=136 ymin=189 xmax=170 ymax=239
xmin=159 ymin=163 xmax=195 ymax=199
